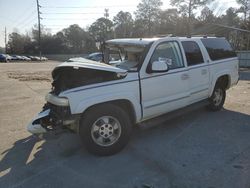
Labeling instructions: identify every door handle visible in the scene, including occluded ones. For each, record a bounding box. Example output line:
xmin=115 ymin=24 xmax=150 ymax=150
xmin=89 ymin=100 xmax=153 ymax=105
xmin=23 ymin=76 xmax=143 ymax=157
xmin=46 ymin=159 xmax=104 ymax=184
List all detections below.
xmin=201 ymin=69 xmax=207 ymax=75
xmin=181 ymin=73 xmax=189 ymax=80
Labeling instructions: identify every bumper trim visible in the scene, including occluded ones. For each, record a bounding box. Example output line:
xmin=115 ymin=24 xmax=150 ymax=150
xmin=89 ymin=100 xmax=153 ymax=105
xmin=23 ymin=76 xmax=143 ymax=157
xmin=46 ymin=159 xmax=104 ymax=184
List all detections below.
xmin=27 ymin=109 xmax=50 ymax=134
xmin=45 ymin=93 xmax=69 ymax=107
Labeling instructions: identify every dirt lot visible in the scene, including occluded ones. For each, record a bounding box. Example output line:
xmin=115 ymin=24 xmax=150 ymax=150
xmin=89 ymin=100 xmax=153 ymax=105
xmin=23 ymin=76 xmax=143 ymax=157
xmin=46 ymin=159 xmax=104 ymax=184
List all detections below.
xmin=0 ymin=62 xmax=250 ymax=188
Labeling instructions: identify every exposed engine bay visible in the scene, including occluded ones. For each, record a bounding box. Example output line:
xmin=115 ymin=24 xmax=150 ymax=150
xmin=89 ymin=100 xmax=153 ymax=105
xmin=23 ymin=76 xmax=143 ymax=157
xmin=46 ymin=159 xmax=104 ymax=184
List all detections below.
xmin=51 ymin=67 xmax=123 ymax=95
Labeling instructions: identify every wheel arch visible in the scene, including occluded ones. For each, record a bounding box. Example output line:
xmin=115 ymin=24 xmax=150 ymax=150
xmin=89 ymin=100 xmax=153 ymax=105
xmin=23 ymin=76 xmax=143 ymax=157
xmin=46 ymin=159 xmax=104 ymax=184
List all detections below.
xmin=79 ymin=99 xmax=138 ymax=130
xmin=210 ymin=73 xmax=231 ymax=96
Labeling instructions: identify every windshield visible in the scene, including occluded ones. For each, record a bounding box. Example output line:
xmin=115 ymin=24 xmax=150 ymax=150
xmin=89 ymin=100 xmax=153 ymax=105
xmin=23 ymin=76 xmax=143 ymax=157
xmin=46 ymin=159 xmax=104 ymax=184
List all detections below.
xmin=106 ymin=44 xmax=149 ymax=71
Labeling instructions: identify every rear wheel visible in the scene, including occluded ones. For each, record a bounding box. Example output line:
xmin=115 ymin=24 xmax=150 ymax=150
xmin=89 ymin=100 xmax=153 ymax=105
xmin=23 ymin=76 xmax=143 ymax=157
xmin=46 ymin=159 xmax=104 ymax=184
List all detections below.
xmin=79 ymin=104 xmax=132 ymax=156
xmin=207 ymin=85 xmax=226 ymax=111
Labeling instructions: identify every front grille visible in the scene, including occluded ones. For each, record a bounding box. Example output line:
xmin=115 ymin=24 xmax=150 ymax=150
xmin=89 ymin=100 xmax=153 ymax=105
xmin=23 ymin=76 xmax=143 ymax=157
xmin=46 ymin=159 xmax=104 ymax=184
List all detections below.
xmin=43 ymin=102 xmax=71 ymax=121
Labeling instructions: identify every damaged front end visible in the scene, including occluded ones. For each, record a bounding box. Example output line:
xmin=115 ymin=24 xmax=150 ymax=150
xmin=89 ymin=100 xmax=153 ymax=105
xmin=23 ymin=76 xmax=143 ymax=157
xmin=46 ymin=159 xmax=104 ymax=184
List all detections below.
xmin=27 ymin=60 xmax=127 ymax=135
xmin=27 ymin=93 xmax=79 ymax=135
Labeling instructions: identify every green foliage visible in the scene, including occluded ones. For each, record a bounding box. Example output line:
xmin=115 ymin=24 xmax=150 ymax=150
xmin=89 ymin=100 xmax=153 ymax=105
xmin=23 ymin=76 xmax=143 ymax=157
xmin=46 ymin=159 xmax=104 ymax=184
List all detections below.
xmin=0 ymin=47 xmax=5 ymax=53
xmin=113 ymin=11 xmax=134 ymax=38
xmin=171 ymin=0 xmax=213 ymax=34
xmin=7 ymin=24 xmax=97 ymax=55
xmin=6 ymin=0 xmax=250 ymax=54
xmin=89 ymin=17 xmax=114 ymax=42
xmin=7 ymin=32 xmax=31 ymax=54
xmin=135 ymin=0 xmax=163 ymax=36
xmin=236 ymin=0 xmax=250 ymax=20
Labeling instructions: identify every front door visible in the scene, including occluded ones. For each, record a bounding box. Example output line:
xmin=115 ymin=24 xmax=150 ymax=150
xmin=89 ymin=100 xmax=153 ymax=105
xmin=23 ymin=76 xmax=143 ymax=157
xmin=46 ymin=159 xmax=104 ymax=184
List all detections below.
xmin=140 ymin=40 xmax=189 ymax=120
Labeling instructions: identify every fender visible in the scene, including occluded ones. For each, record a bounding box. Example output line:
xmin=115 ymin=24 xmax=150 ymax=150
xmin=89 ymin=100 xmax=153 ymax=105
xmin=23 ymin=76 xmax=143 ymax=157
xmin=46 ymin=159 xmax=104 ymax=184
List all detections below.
xmin=209 ymin=69 xmax=231 ymax=97
xmin=66 ymin=92 xmax=142 ymax=122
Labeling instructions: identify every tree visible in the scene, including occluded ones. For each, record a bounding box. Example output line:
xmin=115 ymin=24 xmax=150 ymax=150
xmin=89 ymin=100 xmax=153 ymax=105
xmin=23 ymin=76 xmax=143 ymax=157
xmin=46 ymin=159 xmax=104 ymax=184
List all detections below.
xmin=60 ymin=24 xmax=96 ymax=54
xmin=0 ymin=47 xmax=5 ymax=53
xmin=198 ymin=6 xmax=215 ymax=23
xmin=88 ymin=17 xmax=114 ymax=42
xmin=219 ymin=8 xmax=240 ymax=27
xmin=113 ymin=11 xmax=134 ymax=38
xmin=236 ymin=0 xmax=250 ymax=21
xmin=135 ymin=0 xmax=163 ymax=36
xmin=170 ymin=0 xmax=213 ymax=35
xmin=7 ymin=32 xmax=30 ymax=54
xmin=157 ymin=9 xmax=179 ymax=35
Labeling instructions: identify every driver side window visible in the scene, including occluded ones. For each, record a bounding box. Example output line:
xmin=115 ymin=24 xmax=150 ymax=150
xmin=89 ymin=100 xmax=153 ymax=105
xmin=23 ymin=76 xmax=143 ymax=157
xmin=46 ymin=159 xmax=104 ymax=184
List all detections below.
xmin=150 ymin=41 xmax=184 ymax=70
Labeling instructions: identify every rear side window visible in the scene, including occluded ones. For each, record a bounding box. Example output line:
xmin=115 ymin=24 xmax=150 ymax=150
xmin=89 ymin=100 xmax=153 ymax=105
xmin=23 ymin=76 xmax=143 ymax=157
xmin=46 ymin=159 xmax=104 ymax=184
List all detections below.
xmin=201 ymin=38 xmax=237 ymax=61
xmin=181 ymin=41 xmax=204 ymax=66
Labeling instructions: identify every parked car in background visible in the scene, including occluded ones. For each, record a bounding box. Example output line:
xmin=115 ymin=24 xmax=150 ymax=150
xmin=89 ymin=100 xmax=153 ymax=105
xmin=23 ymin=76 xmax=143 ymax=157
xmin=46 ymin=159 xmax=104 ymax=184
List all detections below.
xmin=27 ymin=56 xmax=40 ymax=61
xmin=41 ymin=56 xmax=48 ymax=61
xmin=0 ymin=54 xmax=13 ymax=62
xmin=85 ymin=52 xmax=103 ymax=62
xmin=21 ymin=56 xmax=31 ymax=61
xmin=0 ymin=54 xmax=8 ymax=62
xmin=5 ymin=54 xmax=13 ymax=61
xmin=68 ymin=52 xmax=103 ymax=63
xmin=68 ymin=52 xmax=121 ymax=64
xmin=11 ymin=55 xmax=23 ymax=61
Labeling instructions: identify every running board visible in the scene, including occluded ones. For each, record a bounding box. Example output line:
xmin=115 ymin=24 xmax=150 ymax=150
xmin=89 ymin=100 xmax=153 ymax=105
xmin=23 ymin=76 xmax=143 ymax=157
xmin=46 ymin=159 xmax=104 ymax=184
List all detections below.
xmin=139 ymin=100 xmax=209 ymax=129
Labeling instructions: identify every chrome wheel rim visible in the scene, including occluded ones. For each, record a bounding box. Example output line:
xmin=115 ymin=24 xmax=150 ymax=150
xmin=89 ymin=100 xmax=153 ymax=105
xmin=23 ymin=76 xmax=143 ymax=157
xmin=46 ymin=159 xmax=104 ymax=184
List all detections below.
xmin=213 ymin=89 xmax=223 ymax=106
xmin=91 ymin=116 xmax=121 ymax=147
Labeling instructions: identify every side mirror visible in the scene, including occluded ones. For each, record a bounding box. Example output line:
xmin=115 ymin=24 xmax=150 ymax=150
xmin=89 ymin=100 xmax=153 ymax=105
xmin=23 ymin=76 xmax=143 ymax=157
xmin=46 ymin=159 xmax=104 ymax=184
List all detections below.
xmin=149 ymin=57 xmax=170 ymax=73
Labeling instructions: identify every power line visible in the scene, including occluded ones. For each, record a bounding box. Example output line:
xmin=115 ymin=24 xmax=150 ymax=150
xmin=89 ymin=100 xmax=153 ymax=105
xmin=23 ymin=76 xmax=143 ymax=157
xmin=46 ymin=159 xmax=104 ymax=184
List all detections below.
xmin=43 ymin=24 xmax=71 ymax=26
xmin=41 ymin=5 xmax=137 ymax=9
xmin=11 ymin=4 xmax=36 ymax=27
xmin=42 ymin=18 xmax=96 ymax=20
xmin=42 ymin=12 xmax=113 ymax=15
xmin=19 ymin=18 xmax=37 ymax=31
xmin=13 ymin=10 xmax=37 ymax=29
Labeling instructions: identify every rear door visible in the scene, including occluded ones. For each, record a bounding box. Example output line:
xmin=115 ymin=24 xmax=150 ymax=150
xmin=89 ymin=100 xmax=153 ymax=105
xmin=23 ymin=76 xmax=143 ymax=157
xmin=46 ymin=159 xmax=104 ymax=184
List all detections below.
xmin=181 ymin=40 xmax=210 ymax=103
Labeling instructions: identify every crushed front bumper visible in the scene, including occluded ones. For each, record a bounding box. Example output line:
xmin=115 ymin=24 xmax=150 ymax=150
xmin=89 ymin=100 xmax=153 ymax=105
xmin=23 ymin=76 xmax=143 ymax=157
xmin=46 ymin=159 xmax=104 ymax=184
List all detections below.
xmin=27 ymin=109 xmax=50 ymax=134
xmin=27 ymin=103 xmax=79 ymax=135
xmin=27 ymin=93 xmax=79 ymax=135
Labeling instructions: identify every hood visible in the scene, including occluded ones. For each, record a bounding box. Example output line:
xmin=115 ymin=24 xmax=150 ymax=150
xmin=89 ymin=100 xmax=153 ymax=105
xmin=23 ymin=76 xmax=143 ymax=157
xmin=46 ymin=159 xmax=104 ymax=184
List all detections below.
xmin=51 ymin=59 xmax=128 ymax=95
xmin=59 ymin=58 xmax=127 ymax=74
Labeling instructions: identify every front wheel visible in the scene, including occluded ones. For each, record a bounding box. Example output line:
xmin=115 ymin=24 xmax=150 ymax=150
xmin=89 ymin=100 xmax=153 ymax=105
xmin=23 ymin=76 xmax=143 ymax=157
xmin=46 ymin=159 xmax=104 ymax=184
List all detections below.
xmin=79 ymin=104 xmax=132 ymax=156
xmin=207 ymin=85 xmax=226 ymax=111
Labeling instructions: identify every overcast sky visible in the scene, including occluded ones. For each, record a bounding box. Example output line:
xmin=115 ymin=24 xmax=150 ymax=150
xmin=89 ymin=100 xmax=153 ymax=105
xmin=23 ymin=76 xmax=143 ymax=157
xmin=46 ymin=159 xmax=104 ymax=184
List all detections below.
xmin=0 ymin=0 xmax=239 ymax=48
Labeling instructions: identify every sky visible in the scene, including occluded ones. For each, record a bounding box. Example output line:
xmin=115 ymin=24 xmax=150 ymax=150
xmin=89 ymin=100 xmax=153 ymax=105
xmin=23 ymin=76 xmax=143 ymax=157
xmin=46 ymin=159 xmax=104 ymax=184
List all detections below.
xmin=0 ymin=0 xmax=240 ymax=48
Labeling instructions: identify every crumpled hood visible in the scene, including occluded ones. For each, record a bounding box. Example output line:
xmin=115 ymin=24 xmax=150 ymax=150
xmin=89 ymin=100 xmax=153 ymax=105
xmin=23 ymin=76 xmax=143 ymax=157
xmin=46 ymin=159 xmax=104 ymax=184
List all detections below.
xmin=50 ymin=59 xmax=128 ymax=94
xmin=54 ymin=58 xmax=127 ymax=75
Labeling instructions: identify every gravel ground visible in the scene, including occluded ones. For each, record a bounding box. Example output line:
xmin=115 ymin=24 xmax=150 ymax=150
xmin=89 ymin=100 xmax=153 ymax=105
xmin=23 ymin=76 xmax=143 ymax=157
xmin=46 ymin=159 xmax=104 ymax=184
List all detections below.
xmin=0 ymin=62 xmax=249 ymax=188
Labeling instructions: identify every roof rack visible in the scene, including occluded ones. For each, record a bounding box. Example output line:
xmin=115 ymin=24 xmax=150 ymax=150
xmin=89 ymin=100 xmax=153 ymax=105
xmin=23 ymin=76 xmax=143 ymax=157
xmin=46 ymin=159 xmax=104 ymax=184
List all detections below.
xmin=186 ymin=34 xmax=216 ymax=38
xmin=153 ymin=34 xmax=175 ymax=38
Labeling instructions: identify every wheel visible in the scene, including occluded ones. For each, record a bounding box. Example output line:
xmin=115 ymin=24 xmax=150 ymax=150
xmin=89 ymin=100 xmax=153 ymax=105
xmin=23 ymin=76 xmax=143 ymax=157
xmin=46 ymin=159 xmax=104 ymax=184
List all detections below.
xmin=79 ymin=104 xmax=132 ymax=156
xmin=207 ymin=84 xmax=226 ymax=111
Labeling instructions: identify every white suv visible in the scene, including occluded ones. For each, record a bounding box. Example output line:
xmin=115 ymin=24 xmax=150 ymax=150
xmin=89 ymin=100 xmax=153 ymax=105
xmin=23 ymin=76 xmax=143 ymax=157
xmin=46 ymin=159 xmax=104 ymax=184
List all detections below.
xmin=27 ymin=37 xmax=239 ymax=155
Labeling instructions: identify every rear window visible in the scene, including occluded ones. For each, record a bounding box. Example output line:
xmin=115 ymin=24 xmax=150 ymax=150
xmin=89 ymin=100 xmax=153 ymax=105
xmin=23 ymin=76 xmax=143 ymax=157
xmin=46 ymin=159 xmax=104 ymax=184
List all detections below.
xmin=201 ymin=38 xmax=237 ymax=61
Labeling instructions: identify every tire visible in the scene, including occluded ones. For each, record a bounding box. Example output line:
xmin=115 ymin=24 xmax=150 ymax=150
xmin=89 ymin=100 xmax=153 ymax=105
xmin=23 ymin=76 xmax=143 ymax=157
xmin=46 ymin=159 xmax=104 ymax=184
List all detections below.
xmin=207 ymin=84 xmax=226 ymax=111
xmin=79 ymin=104 xmax=132 ymax=156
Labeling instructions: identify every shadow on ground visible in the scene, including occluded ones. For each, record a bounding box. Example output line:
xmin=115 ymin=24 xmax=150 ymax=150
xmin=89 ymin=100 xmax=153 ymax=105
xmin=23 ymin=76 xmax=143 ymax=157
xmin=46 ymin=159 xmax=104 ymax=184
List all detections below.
xmin=1 ymin=108 xmax=250 ymax=188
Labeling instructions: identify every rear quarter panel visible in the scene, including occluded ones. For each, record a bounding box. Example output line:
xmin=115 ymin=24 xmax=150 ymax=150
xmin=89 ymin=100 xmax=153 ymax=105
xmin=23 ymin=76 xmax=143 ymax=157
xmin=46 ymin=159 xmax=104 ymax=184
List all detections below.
xmin=208 ymin=57 xmax=239 ymax=96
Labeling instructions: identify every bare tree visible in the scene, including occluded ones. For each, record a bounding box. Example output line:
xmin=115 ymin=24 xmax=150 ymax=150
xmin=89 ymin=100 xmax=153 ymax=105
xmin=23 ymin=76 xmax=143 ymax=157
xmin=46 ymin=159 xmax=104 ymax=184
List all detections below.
xmin=135 ymin=0 xmax=163 ymax=36
xmin=170 ymin=0 xmax=213 ymax=35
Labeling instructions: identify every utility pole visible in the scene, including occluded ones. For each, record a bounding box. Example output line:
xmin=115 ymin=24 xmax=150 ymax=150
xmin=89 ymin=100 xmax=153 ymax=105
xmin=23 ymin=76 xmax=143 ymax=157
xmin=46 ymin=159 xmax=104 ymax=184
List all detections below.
xmin=104 ymin=9 xmax=109 ymax=19
xmin=36 ymin=0 xmax=41 ymax=60
xmin=4 ymin=27 xmax=7 ymax=54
